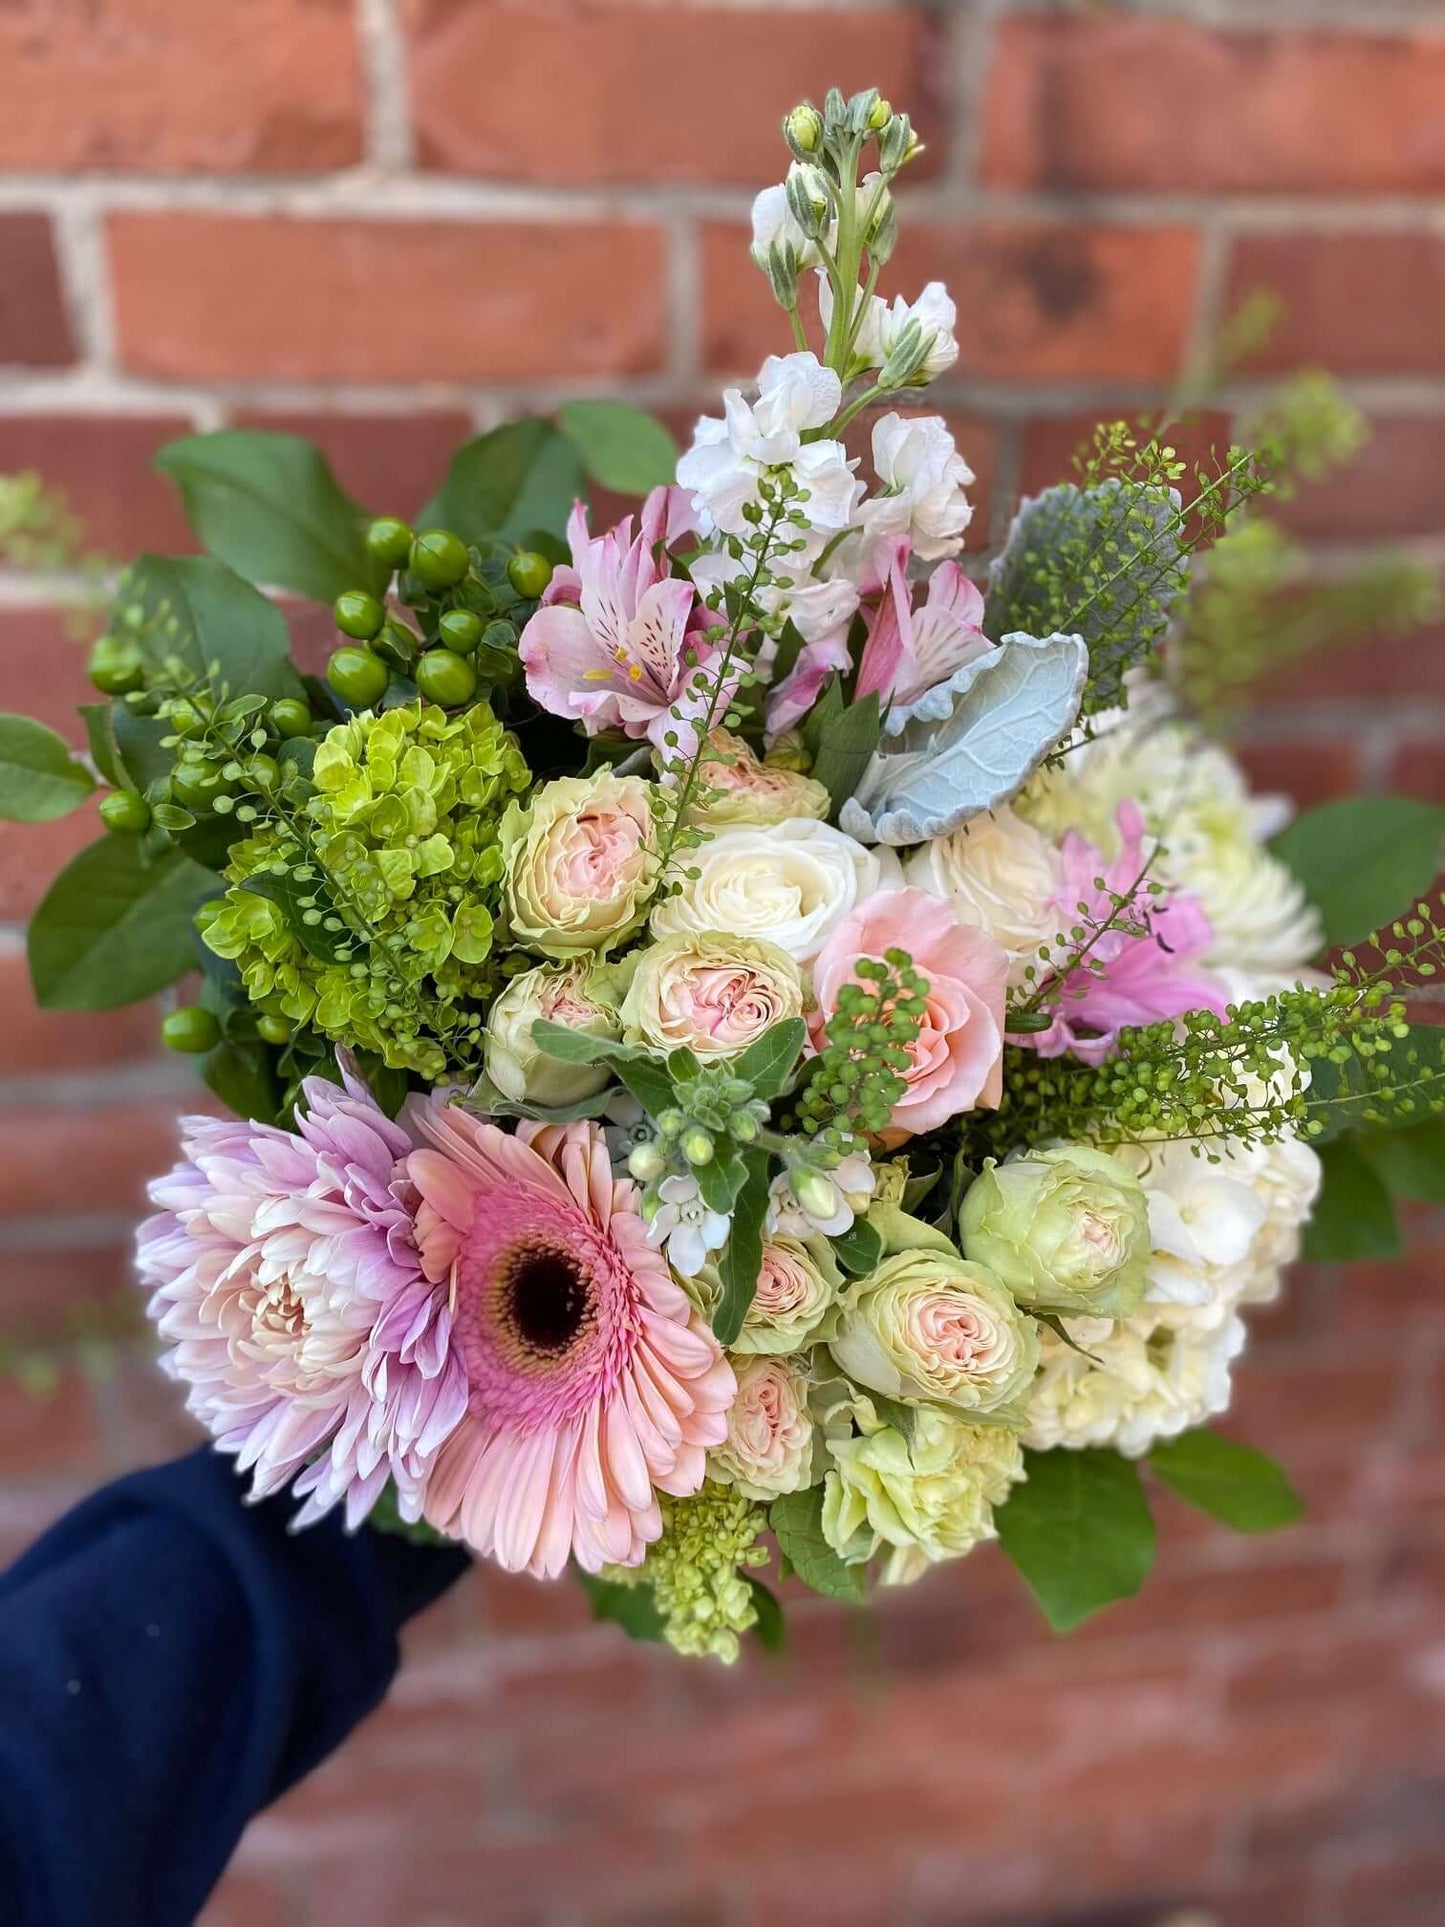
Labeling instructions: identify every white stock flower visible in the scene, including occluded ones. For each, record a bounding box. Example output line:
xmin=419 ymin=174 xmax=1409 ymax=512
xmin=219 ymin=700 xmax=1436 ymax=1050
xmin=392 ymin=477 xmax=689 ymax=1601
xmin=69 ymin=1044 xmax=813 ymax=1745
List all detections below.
xmin=854 ymin=281 xmax=959 ymax=383
xmin=678 ymin=353 xmax=857 ymax=540
xmin=709 ymin=1353 xmax=818 ymax=1502
xmin=750 ymin=183 xmax=820 ymax=271
xmin=645 ymin=1174 xmax=730 ymax=1278
xmin=651 ymin=817 xmax=902 ymax=964
xmin=905 ymin=804 xmax=1066 ymax=990
xmin=860 ymin=413 xmax=975 ymax=561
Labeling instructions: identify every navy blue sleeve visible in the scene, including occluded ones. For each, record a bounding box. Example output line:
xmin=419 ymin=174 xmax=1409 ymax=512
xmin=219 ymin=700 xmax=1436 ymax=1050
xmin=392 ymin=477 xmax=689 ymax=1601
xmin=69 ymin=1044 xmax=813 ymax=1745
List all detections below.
xmin=0 ymin=1448 xmax=470 ymax=1927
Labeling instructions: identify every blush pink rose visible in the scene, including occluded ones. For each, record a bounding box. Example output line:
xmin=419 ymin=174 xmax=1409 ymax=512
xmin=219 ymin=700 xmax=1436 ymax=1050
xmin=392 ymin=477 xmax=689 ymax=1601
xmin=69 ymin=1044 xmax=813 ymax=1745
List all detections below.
xmin=809 ymin=887 xmax=1009 ymax=1137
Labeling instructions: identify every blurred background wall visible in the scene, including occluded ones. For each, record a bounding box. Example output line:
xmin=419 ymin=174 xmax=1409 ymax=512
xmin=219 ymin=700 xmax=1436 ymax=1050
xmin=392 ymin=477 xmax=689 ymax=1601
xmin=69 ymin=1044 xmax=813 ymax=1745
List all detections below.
xmin=1 ymin=2 xmax=1444 ymax=1923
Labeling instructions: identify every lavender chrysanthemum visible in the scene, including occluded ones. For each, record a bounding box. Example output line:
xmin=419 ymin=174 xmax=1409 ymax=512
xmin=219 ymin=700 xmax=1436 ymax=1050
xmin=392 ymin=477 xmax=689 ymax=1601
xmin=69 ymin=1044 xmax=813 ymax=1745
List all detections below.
xmin=136 ymin=1067 xmax=468 ymax=1529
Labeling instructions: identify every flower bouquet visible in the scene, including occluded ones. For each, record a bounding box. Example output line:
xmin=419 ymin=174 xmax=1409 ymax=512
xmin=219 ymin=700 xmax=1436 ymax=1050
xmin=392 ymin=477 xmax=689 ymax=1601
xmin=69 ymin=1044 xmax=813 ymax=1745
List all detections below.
xmin=7 ymin=87 xmax=1444 ymax=1660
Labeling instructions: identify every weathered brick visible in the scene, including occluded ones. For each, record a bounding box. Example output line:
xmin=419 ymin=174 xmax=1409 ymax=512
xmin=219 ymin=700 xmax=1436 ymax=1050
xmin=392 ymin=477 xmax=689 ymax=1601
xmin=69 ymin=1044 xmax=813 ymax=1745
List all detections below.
xmin=702 ymin=221 xmax=1200 ymax=383
xmin=232 ymin=410 xmax=473 ymax=522
xmin=1228 ymin=232 xmax=1445 ymax=378
xmin=0 ymin=802 xmax=102 ymax=923
xmin=0 ymin=1243 xmax=140 ymax=1330
xmin=983 ymin=15 xmax=1445 ymax=195
xmin=0 ymin=0 xmax=363 ymax=174
xmin=0 ymin=1099 xmax=198 ymax=1220
xmin=0 ymin=415 xmax=196 ymax=557
xmin=1272 ymin=416 xmax=1445 ymax=544
xmin=0 ymin=1372 xmax=99 ymax=1477
xmin=109 ymin=214 xmax=668 ymax=384
xmin=1390 ymin=739 xmax=1445 ymax=809
xmin=0 ymin=946 xmax=160 ymax=1079
xmin=0 ymin=214 xmax=73 ymax=367
xmin=1233 ymin=735 xmax=1363 ymax=811
xmin=406 ymin=1 xmax=936 ymax=184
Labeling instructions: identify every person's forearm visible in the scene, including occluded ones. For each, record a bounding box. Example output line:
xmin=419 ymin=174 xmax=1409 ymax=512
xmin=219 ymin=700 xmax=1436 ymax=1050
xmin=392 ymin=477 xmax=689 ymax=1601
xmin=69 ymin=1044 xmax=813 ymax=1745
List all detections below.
xmin=0 ymin=1448 xmax=468 ymax=1927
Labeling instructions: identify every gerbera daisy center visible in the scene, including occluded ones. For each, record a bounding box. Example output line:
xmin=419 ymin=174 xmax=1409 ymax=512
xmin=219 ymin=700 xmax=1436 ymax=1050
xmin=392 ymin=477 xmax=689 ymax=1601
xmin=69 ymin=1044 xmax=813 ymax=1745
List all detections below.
xmin=503 ymin=1243 xmax=592 ymax=1356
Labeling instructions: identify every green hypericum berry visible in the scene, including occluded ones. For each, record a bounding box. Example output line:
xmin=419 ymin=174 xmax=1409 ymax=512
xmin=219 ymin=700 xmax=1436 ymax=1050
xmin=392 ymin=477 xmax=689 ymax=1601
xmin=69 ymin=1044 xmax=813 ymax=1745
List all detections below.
xmin=409 ymin=530 xmax=470 ymax=591
xmin=506 ymin=550 xmax=554 ymax=599
xmin=267 ymin=697 xmax=313 ymax=739
xmin=171 ymin=759 xmax=222 ymax=812
xmin=334 ymin=589 xmax=385 ymax=641
xmin=98 ymin=790 xmax=151 ymax=835
xmin=366 ymin=517 xmax=414 ymax=571
xmin=415 ymin=649 xmax=477 ymax=708
xmin=326 ymin=646 xmax=390 ymax=708
xmin=256 ymin=1014 xmax=292 ymax=1046
xmin=87 ymin=635 xmax=144 ymax=696
xmin=438 ymin=608 xmax=483 ymax=653
xmin=161 ymin=1006 xmax=221 ymax=1054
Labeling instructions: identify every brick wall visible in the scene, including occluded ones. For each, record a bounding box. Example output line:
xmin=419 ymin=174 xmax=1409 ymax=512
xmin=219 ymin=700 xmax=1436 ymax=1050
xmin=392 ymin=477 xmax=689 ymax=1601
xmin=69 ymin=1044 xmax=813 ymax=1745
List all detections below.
xmin=2 ymin=4 xmax=1444 ymax=1923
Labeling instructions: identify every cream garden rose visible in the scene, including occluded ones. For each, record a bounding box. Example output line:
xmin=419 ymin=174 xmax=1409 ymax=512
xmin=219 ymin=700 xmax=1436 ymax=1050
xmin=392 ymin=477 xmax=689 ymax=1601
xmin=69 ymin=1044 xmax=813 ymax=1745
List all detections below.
xmin=689 ymin=728 xmax=831 ymax=828
xmin=709 ymin=1354 xmax=817 ymax=1502
xmin=650 ymin=817 xmax=902 ymax=965
xmin=904 ymin=804 xmax=1066 ymax=990
xmin=821 ymin=1391 xmax=1025 ymax=1585
xmin=959 ymin=1145 xmax=1151 ymax=1319
xmin=734 ymin=1235 xmax=838 ymax=1353
xmin=483 ymin=960 xmax=626 ymax=1109
xmin=621 ymin=930 xmax=804 ymax=1061
xmin=826 ymin=1248 xmax=1038 ymax=1417
xmin=501 ymin=771 xmax=660 ymax=958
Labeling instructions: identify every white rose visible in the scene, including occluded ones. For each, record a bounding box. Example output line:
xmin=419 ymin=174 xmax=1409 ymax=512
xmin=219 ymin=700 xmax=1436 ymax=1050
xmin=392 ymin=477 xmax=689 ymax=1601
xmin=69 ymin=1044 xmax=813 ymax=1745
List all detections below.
xmin=651 ymin=818 xmax=902 ymax=964
xmin=862 ymin=413 xmax=975 ymax=561
xmin=709 ymin=1354 xmax=818 ymax=1502
xmin=904 ymin=805 xmax=1065 ymax=990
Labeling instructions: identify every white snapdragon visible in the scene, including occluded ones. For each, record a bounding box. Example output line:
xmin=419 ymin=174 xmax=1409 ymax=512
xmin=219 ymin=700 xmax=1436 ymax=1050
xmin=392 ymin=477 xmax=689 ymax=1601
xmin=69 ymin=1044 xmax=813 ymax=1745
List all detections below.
xmin=860 ymin=412 xmax=975 ymax=561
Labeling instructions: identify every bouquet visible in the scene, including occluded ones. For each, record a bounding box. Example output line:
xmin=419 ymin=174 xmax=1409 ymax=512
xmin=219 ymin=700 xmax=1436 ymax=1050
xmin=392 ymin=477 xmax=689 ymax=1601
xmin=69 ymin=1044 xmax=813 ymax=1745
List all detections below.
xmin=7 ymin=87 xmax=1444 ymax=1661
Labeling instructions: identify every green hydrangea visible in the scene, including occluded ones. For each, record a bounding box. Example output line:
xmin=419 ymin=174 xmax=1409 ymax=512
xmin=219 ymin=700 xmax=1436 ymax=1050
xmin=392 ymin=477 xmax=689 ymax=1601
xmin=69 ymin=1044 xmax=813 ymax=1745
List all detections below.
xmin=202 ymin=699 xmax=529 ymax=1080
xmin=605 ymin=1482 xmax=768 ymax=1663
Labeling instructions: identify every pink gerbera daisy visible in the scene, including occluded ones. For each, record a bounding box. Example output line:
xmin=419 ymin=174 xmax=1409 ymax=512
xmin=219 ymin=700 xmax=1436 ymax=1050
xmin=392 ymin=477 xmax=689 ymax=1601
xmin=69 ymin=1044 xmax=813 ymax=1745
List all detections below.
xmin=406 ymin=1104 xmax=735 ymax=1579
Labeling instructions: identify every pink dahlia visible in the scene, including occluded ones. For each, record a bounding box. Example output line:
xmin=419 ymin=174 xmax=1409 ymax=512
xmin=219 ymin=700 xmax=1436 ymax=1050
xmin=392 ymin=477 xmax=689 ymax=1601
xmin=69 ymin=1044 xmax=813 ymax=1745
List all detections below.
xmin=1025 ymin=802 xmax=1231 ymax=1064
xmin=136 ymin=1067 xmax=467 ymax=1529
xmin=518 ymin=485 xmax=715 ymax=751
xmin=406 ymin=1104 xmax=735 ymax=1578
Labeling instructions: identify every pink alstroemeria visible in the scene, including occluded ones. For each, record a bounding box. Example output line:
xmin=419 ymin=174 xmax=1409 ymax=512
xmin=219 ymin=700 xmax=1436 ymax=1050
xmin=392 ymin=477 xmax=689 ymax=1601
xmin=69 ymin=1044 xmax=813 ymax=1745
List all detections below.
xmin=519 ymin=485 xmax=712 ymax=751
xmin=855 ymin=542 xmax=991 ymax=708
xmin=1023 ymin=802 xmax=1230 ymax=1065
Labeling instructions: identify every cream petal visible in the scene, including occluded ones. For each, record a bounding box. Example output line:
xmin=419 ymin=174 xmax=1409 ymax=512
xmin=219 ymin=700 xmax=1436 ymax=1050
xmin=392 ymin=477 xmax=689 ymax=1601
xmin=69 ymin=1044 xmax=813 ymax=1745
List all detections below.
xmin=493 ymin=1427 xmax=557 ymax=1574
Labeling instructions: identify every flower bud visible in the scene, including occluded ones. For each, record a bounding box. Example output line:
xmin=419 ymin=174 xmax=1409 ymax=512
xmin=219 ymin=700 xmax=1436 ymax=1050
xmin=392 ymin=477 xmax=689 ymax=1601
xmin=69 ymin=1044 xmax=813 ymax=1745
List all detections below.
xmin=783 ymin=103 xmax=823 ymax=158
xmin=656 ymin=1108 xmax=686 ymax=1141
xmin=785 ymin=161 xmax=832 ymax=241
xmin=877 ymin=112 xmax=919 ymax=174
xmin=792 ymin=1167 xmax=841 ymax=1224
xmin=867 ymin=97 xmax=892 ymax=132
xmin=628 ymin=1141 xmax=667 ymax=1184
xmin=681 ymin=1127 xmax=715 ymax=1168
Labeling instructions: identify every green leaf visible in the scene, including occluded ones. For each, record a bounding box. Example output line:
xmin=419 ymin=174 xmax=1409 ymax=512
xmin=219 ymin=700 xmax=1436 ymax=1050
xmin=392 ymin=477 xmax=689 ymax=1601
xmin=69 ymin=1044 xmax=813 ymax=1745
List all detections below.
xmin=802 ymin=679 xmax=883 ymax=813
xmin=996 ymin=1447 xmax=1156 ymax=1632
xmin=696 ymin=1147 xmax=748 ymax=1216
xmin=155 ymin=430 xmax=384 ymax=605
xmin=1305 ymin=1023 xmax=1445 ymax=1140
xmin=768 ymin=1487 xmax=867 ymax=1603
xmin=111 ymin=705 xmax=175 ymax=794
xmin=419 ymin=419 xmax=585 ymax=544
xmin=28 ymin=837 xmax=218 ymax=1010
xmin=79 ymin=703 xmax=123 ymax=788
xmin=1357 ymin=1117 xmax=1445 ymax=1202
xmin=614 ymin=1055 xmax=677 ymax=1120
xmin=733 ymin=1017 xmax=807 ymax=1100
xmin=577 ymin=1571 xmax=666 ymax=1643
xmin=829 ymin=1215 xmax=883 ymax=1278
xmin=1148 ymin=1429 xmax=1304 ymax=1534
xmin=1272 ymin=795 xmax=1445 ymax=949
xmin=530 ymin=1017 xmax=642 ymax=1067
xmin=463 ymin=1074 xmax=615 ymax=1125
xmin=557 ymin=400 xmax=678 ymax=495
xmin=123 ymin=554 xmax=302 ymax=703
xmin=0 ymin=715 xmax=94 ymax=821
xmin=714 ymin=1147 xmax=771 ymax=1345
xmin=744 ymin=1574 xmax=787 ymax=1654
xmin=202 ymin=1038 xmax=283 ymax=1126
xmin=1301 ymin=1135 xmax=1401 ymax=1262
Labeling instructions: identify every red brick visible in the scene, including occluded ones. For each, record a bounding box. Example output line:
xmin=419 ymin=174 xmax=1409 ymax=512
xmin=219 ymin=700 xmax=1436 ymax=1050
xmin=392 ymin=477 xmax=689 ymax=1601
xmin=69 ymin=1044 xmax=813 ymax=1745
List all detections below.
xmin=232 ymin=410 xmax=473 ymax=522
xmin=1272 ymin=416 xmax=1445 ymax=544
xmin=1233 ymin=736 xmax=1362 ymax=811
xmin=0 ymin=1372 xmax=99 ymax=1477
xmin=1391 ymin=739 xmax=1445 ymax=809
xmin=0 ymin=799 xmax=104 ymax=923
xmin=0 ymin=1245 xmax=139 ymax=1330
xmin=0 ymin=1099 xmax=194 ymax=1220
xmin=0 ymin=1 xmax=362 ymax=174
xmin=982 ymin=15 xmax=1445 ymax=196
xmin=1018 ymin=407 xmax=1236 ymax=503
xmin=0 ymin=606 xmax=96 ymax=741
xmin=0 ymin=415 xmax=196 ymax=557
xmin=1230 ymin=1356 xmax=1402 ymax=1454
xmin=703 ymin=220 xmax=1200 ymax=384
xmin=196 ymin=1868 xmax=298 ymax=1927
xmin=109 ymin=214 xmax=668 ymax=385
xmin=0 ymin=947 xmax=160 ymax=1078
xmin=1259 ymin=620 xmax=1445 ymax=707
xmin=1335 ymin=1250 xmax=1445 ymax=1335
xmin=1228 ymin=232 xmax=1445 ymax=379
xmin=0 ymin=214 xmax=73 ymax=367
xmin=406 ymin=1 xmax=936 ymax=185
